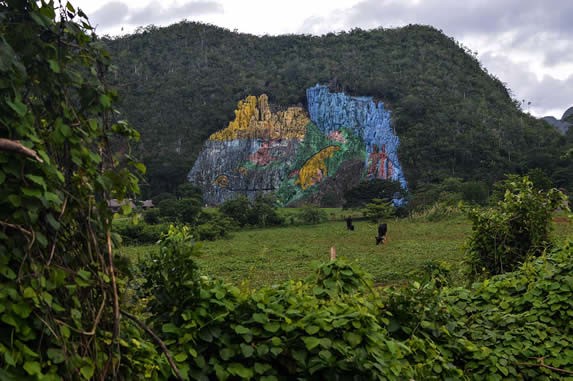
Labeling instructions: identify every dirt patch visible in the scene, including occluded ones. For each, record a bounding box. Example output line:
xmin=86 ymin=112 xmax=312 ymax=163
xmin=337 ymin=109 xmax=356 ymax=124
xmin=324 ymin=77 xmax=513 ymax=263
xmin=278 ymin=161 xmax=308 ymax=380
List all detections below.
xmin=552 ymin=216 xmax=571 ymax=224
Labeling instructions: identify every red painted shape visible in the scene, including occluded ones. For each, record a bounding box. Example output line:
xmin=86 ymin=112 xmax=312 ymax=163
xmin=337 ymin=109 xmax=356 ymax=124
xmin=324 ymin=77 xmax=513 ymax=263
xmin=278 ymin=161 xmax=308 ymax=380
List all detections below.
xmin=367 ymin=144 xmax=391 ymax=180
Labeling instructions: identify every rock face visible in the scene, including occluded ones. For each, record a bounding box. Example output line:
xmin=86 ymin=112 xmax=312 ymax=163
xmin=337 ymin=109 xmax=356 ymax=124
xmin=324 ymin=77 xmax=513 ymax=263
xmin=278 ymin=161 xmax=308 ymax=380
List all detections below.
xmin=306 ymin=85 xmax=407 ymax=189
xmin=188 ymin=95 xmax=307 ymax=204
xmin=188 ymin=85 xmax=407 ymax=205
xmin=542 ymin=106 xmax=573 ymax=135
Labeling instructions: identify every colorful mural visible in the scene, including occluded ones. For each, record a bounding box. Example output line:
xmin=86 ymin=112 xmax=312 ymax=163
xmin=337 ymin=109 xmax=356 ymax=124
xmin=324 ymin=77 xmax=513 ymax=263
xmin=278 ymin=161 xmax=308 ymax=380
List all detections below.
xmin=306 ymin=84 xmax=407 ymax=189
xmin=296 ymin=146 xmax=341 ymax=190
xmin=188 ymin=85 xmax=407 ymax=206
xmin=209 ymin=94 xmax=308 ymax=141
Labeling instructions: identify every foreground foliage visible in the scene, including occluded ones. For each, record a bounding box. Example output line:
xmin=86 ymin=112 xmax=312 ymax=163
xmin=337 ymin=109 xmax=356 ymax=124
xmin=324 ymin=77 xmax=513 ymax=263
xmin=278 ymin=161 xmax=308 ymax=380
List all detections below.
xmin=0 ymin=1 xmax=158 ymax=378
xmin=137 ymin=225 xmax=573 ymax=380
xmin=3 ymin=1 xmax=573 ymax=379
xmin=466 ymin=176 xmax=569 ymax=278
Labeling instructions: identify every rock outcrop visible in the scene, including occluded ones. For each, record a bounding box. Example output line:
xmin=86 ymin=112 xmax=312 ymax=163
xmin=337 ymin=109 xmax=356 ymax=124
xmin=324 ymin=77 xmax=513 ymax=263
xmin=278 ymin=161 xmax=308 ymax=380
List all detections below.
xmin=188 ymin=95 xmax=306 ymax=204
xmin=542 ymin=106 xmax=572 ymax=135
xmin=306 ymin=85 xmax=407 ymax=189
xmin=188 ymin=86 xmax=408 ymax=206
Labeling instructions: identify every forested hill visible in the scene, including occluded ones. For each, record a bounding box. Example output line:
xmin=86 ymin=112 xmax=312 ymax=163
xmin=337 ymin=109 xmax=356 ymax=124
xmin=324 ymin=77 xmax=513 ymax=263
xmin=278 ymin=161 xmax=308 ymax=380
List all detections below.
xmin=104 ymin=22 xmax=572 ymax=197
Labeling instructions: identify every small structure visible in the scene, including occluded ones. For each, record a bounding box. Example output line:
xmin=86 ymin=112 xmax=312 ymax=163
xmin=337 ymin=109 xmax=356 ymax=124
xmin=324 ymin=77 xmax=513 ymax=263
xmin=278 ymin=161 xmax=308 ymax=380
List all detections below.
xmin=141 ymin=199 xmax=155 ymax=209
xmin=107 ymin=198 xmax=136 ymax=213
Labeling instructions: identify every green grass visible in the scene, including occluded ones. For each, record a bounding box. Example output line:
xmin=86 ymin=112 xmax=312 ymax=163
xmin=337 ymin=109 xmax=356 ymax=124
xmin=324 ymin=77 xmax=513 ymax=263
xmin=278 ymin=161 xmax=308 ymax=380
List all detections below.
xmin=198 ymin=215 xmax=471 ymax=287
xmin=118 ymin=212 xmax=573 ymax=289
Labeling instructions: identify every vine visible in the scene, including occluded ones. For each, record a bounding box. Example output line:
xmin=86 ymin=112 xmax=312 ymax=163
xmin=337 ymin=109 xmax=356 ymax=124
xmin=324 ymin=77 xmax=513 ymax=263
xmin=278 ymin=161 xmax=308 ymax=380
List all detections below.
xmin=0 ymin=1 xmax=159 ymax=378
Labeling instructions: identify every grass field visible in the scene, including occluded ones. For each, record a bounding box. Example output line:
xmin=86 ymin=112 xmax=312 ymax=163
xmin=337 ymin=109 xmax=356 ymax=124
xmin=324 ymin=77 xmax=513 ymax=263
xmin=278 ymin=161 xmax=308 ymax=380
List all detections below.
xmin=119 ymin=212 xmax=573 ymax=288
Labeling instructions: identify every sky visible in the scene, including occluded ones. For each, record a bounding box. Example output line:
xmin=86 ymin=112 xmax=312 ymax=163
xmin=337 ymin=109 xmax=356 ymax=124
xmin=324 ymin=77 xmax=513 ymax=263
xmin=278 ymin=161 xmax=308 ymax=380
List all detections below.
xmin=72 ymin=0 xmax=573 ymax=119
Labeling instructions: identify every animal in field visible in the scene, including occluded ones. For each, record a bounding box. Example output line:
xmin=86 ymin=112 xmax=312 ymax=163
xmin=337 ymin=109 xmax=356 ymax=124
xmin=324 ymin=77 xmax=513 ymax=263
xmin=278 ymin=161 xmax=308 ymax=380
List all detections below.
xmin=346 ymin=216 xmax=354 ymax=231
xmin=375 ymin=223 xmax=387 ymax=245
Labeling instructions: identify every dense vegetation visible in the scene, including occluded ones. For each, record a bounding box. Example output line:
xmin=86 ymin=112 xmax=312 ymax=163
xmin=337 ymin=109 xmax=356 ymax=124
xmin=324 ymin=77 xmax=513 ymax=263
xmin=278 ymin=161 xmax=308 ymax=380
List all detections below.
xmin=0 ymin=1 xmax=157 ymax=378
xmin=3 ymin=1 xmax=573 ymax=379
xmin=104 ymin=22 xmax=573 ymax=197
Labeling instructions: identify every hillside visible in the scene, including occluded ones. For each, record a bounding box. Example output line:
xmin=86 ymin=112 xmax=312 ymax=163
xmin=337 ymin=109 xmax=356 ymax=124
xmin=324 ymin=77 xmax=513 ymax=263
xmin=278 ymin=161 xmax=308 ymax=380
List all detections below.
xmin=104 ymin=23 xmax=573 ymax=197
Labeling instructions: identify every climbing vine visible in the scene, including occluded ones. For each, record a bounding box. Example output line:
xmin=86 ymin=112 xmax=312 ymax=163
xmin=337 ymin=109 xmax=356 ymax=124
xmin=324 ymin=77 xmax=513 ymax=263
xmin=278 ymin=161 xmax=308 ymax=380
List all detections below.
xmin=0 ymin=0 xmax=157 ymax=379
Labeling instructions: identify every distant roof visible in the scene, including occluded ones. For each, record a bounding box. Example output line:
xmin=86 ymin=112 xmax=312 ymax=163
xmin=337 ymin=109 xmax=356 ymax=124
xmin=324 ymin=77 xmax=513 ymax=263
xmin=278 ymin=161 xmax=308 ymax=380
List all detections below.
xmin=142 ymin=200 xmax=154 ymax=208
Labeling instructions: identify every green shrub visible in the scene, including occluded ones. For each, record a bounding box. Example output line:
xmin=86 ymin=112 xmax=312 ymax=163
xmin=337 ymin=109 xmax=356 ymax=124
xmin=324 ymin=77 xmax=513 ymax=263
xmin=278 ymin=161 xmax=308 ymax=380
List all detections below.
xmin=153 ymin=260 xmax=414 ymax=380
xmin=465 ymin=175 xmax=568 ymax=278
xmin=220 ymin=195 xmax=283 ymax=228
xmin=114 ymin=220 xmax=168 ymax=245
xmin=158 ymin=197 xmax=202 ymax=223
xmin=158 ymin=198 xmax=179 ymax=219
xmin=177 ymin=197 xmax=203 ymax=223
xmin=460 ymin=180 xmax=489 ymax=205
xmin=409 ymin=201 xmax=461 ymax=222
xmin=219 ymin=195 xmax=251 ymax=226
xmin=194 ymin=214 xmax=235 ymax=241
xmin=140 ymin=225 xmax=201 ymax=326
xmin=176 ymin=183 xmax=203 ymax=199
xmin=344 ymin=179 xmax=404 ymax=208
xmin=297 ymin=205 xmax=327 ymax=225
xmin=143 ymin=208 xmax=161 ymax=224
xmin=363 ymin=198 xmax=396 ymax=222
xmin=151 ymin=192 xmax=175 ymax=205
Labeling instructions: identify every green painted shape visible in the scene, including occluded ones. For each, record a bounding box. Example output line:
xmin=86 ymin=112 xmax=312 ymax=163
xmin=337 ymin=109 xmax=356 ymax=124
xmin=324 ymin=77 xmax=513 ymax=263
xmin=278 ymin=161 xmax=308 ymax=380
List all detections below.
xmin=276 ymin=123 xmax=366 ymax=205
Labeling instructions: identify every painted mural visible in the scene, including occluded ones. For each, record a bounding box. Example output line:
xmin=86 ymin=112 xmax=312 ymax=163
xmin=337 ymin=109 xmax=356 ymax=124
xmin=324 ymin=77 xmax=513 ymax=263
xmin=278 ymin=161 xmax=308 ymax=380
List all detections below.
xmin=188 ymin=85 xmax=407 ymax=206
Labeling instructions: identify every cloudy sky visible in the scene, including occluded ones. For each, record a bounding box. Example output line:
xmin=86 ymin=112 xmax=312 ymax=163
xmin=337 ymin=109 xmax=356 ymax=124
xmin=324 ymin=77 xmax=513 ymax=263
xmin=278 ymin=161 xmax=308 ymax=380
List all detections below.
xmin=72 ymin=0 xmax=572 ymax=119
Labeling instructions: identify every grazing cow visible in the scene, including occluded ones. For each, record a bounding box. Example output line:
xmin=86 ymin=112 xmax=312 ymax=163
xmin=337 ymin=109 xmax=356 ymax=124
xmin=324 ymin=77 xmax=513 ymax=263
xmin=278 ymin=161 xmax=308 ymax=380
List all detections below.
xmin=346 ymin=216 xmax=355 ymax=231
xmin=376 ymin=223 xmax=387 ymax=245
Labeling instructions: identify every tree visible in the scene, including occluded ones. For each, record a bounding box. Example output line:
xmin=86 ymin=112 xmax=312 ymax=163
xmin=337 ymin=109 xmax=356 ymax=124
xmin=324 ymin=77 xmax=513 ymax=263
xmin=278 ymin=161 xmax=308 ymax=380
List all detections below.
xmin=219 ymin=195 xmax=283 ymax=227
xmin=176 ymin=182 xmax=203 ymax=200
xmin=363 ymin=198 xmax=396 ymax=222
xmin=344 ymin=180 xmax=403 ymax=208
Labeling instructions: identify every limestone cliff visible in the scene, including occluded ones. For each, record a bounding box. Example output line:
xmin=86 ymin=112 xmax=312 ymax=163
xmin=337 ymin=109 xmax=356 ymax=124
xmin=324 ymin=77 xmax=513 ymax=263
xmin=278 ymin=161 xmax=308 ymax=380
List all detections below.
xmin=209 ymin=94 xmax=308 ymax=141
xmin=188 ymin=95 xmax=308 ymax=204
xmin=306 ymin=85 xmax=407 ymax=189
xmin=188 ymin=86 xmax=408 ymax=206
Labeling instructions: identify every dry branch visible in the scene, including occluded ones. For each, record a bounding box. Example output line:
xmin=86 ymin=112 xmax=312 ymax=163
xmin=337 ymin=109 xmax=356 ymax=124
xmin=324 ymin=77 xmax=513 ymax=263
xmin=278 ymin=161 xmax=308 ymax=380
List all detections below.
xmin=0 ymin=138 xmax=44 ymax=163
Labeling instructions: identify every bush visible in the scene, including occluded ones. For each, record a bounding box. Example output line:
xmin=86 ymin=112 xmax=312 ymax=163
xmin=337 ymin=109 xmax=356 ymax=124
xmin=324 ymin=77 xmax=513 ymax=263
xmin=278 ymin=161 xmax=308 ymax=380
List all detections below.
xmin=151 ymin=192 xmax=176 ymax=205
xmin=297 ymin=205 xmax=327 ymax=224
xmin=176 ymin=183 xmax=203 ymax=200
xmin=409 ymin=201 xmax=461 ymax=222
xmin=219 ymin=195 xmax=283 ymax=227
xmin=114 ymin=220 xmax=169 ymax=245
xmin=344 ymin=179 xmax=404 ymax=208
xmin=460 ymin=180 xmax=489 ymax=205
xmin=363 ymin=198 xmax=396 ymax=222
xmin=194 ymin=213 xmax=235 ymax=241
xmin=465 ymin=175 xmax=568 ymax=278
xmin=153 ymin=260 xmax=414 ymax=380
xmin=249 ymin=194 xmax=284 ymax=227
xmin=140 ymin=225 xmax=201 ymax=326
xmin=219 ymin=195 xmax=251 ymax=226
xmin=158 ymin=197 xmax=202 ymax=223
xmin=158 ymin=198 xmax=179 ymax=219
xmin=143 ymin=208 xmax=161 ymax=224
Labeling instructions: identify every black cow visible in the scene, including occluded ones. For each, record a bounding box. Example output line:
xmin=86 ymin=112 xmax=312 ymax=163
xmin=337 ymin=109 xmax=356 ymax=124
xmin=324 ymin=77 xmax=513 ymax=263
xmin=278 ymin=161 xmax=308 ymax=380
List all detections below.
xmin=346 ymin=216 xmax=354 ymax=231
xmin=375 ymin=223 xmax=387 ymax=245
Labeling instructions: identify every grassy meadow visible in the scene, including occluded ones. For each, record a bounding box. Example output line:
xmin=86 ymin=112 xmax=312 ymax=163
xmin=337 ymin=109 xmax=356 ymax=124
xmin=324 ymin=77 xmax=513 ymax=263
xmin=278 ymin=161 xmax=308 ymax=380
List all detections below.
xmin=118 ymin=210 xmax=571 ymax=288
